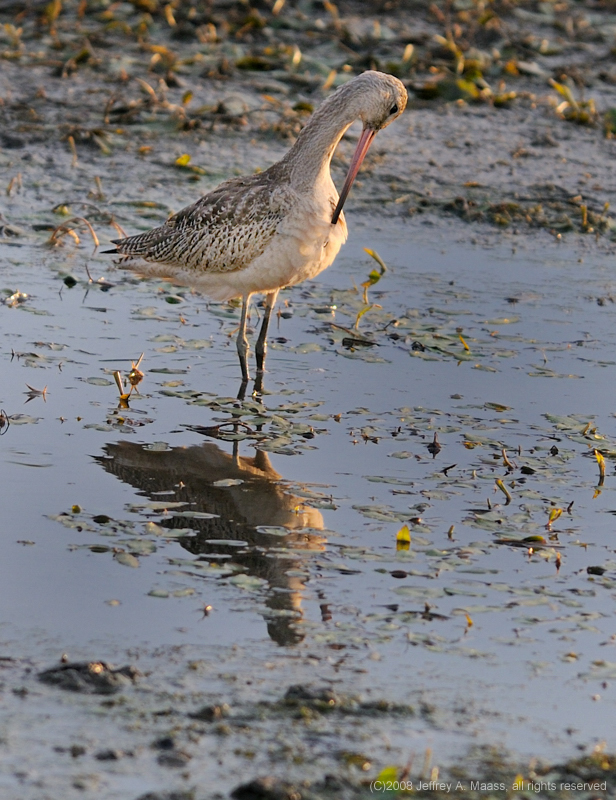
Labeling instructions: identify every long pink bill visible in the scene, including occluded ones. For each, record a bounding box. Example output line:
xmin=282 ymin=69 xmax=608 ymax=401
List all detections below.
xmin=331 ymin=127 xmax=376 ymax=225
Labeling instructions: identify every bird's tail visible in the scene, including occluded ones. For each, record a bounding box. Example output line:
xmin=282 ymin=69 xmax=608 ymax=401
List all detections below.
xmin=102 ymin=225 xmax=174 ymax=258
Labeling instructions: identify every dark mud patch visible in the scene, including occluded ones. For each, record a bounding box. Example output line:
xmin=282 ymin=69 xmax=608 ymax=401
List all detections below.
xmin=38 ymin=660 xmax=141 ymax=694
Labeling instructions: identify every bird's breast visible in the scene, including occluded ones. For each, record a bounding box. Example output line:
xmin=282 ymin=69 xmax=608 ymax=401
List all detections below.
xmin=276 ymin=202 xmax=347 ymax=283
xmin=232 ymin=202 xmax=347 ymax=297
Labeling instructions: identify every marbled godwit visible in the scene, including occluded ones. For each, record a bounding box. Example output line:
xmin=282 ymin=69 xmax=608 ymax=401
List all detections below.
xmin=106 ymin=70 xmax=407 ymax=390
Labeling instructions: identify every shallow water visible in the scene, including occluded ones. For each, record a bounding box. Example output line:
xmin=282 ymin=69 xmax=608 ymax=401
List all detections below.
xmin=2 ymin=218 xmax=616 ymax=795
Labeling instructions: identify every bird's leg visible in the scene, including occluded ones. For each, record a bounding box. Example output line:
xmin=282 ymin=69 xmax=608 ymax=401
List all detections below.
xmin=255 ymin=289 xmax=279 ymax=376
xmin=236 ymin=295 xmax=251 ymax=392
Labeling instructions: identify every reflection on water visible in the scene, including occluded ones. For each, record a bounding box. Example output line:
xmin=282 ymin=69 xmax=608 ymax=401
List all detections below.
xmin=96 ymin=438 xmax=325 ymax=646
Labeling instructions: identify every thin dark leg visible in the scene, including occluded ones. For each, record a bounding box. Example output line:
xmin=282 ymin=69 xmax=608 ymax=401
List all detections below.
xmin=236 ymin=295 xmax=251 ymax=388
xmin=255 ymin=290 xmax=278 ymax=375
xmin=236 ymin=379 xmax=248 ymax=401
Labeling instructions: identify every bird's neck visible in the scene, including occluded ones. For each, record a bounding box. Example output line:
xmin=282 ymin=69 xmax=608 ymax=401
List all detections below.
xmin=281 ymin=82 xmax=363 ymax=191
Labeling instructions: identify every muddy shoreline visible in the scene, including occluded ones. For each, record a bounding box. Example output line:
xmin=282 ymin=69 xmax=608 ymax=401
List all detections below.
xmin=2 ymin=1 xmax=616 ymax=242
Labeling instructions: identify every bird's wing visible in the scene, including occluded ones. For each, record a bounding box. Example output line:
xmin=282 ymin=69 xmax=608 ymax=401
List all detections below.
xmin=110 ymin=170 xmax=294 ymax=274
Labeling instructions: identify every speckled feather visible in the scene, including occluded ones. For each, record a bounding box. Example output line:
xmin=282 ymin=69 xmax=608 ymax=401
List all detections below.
xmin=111 ymin=167 xmax=295 ymax=274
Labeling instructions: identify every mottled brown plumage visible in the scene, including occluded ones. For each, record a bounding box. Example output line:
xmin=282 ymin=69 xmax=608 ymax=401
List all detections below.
xmin=113 ymin=171 xmax=293 ymax=279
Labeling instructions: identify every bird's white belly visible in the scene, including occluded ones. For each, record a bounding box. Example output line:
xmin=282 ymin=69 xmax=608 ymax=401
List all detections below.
xmin=219 ymin=211 xmax=348 ymax=298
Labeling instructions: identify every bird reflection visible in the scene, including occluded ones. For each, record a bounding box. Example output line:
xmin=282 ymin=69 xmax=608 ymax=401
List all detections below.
xmin=95 ymin=439 xmax=325 ymax=645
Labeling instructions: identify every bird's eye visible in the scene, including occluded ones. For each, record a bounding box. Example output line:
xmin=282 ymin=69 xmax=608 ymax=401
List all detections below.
xmin=390 ymin=104 xmax=398 ymax=115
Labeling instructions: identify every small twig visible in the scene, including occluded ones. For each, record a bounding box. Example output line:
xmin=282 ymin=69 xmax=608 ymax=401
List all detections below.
xmin=49 ymin=217 xmax=100 ymax=253
xmin=109 ymin=218 xmax=127 ymax=239
xmin=67 ymin=135 xmax=78 ymax=167
xmin=329 ymin=322 xmax=357 ymax=337
xmin=135 ymin=77 xmax=159 ymax=104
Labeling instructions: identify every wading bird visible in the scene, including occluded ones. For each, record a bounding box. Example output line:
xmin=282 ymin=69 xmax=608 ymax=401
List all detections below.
xmin=106 ymin=70 xmax=407 ymax=394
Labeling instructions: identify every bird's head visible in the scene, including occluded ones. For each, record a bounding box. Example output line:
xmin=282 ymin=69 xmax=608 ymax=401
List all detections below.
xmin=356 ymin=71 xmax=408 ymax=132
xmin=332 ymin=72 xmax=407 ymax=224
